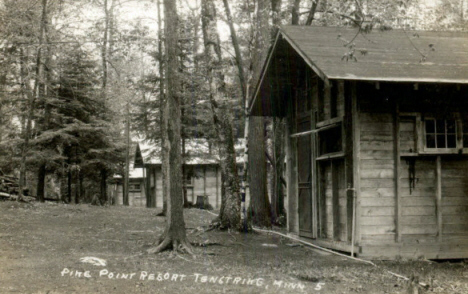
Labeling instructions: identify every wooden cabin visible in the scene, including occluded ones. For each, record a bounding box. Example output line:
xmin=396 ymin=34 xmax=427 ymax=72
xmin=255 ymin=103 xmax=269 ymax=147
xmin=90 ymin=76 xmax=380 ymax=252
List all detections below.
xmin=112 ymin=167 xmax=147 ymax=207
xmin=251 ymin=26 xmax=468 ymax=259
xmin=116 ymin=139 xmax=248 ymax=209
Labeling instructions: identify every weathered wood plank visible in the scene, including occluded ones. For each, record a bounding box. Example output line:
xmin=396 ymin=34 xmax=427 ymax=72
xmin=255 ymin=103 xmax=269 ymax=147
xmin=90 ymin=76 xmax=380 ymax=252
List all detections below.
xmin=442 ymin=224 xmax=468 ymax=234
xmin=361 ymin=160 xmax=395 ymax=170
xmin=402 ymin=206 xmax=436 ymax=216
xmin=359 ymin=112 xmax=393 ymax=122
xmin=361 ymin=179 xmax=394 ymax=188
xmin=361 ymin=187 xmax=395 ymax=197
xmin=442 ymin=187 xmax=468 ymax=197
xmin=360 ymin=150 xmax=394 ymax=159
xmin=361 ymin=225 xmax=395 ymax=235
xmin=443 ymin=214 xmax=468 ymax=224
xmin=441 ymin=206 xmax=468 ymax=215
xmin=360 ymin=132 xmax=393 ymax=141
xmin=401 ymin=215 xmax=437 ymax=225
xmin=360 ymin=141 xmax=394 ymax=151
xmin=362 ymin=206 xmax=395 ymax=216
xmin=361 ymin=216 xmax=394 ymax=226
xmin=401 ymin=225 xmax=438 ymax=235
xmin=401 ymin=197 xmax=436 ymax=206
xmin=361 ymin=169 xmax=394 ymax=179
xmin=361 ymin=197 xmax=395 ymax=207
xmin=361 ymin=122 xmax=393 ymax=133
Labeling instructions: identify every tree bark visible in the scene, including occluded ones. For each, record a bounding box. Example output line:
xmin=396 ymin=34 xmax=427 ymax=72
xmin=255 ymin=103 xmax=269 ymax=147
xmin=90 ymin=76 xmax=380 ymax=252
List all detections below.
xmin=37 ymin=164 xmax=46 ymax=202
xmin=248 ymin=0 xmax=272 ymax=228
xmin=123 ymin=103 xmax=130 ymax=206
xmin=305 ymin=0 xmax=320 ymax=25
xmin=148 ymin=0 xmax=192 ymax=255
xmin=271 ymin=0 xmax=282 ymax=27
xmin=202 ymin=0 xmax=242 ymax=229
xmin=100 ymin=168 xmax=107 ymax=204
xmin=157 ymin=0 xmax=167 ymax=216
xmin=291 ymin=0 xmax=301 ymax=25
xmin=222 ymin=0 xmax=249 ymax=228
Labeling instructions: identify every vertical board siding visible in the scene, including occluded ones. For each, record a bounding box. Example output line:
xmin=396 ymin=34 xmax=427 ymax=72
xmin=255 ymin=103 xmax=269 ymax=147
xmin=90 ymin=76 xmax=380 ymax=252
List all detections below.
xmin=323 ymin=163 xmax=333 ymax=238
xmin=359 ymin=112 xmax=396 ymax=241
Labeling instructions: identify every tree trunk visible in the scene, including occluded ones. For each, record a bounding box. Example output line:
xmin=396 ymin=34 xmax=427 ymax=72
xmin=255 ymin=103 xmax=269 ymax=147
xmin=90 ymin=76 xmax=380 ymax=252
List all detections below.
xmin=247 ymin=0 xmax=272 ymax=228
xmin=291 ymin=0 xmax=301 ymax=25
xmin=37 ymin=164 xmax=46 ymax=202
xmin=222 ymin=0 xmax=250 ymax=227
xmin=101 ymin=169 xmax=107 ymax=204
xmin=67 ymin=158 xmax=72 ymax=203
xmin=157 ymin=0 xmax=167 ymax=216
xmin=75 ymin=169 xmax=80 ymax=204
xmin=271 ymin=0 xmax=282 ymax=27
xmin=202 ymin=0 xmax=242 ymax=229
xmin=148 ymin=0 xmax=192 ymax=254
xmin=123 ymin=104 xmax=130 ymax=206
xmin=248 ymin=117 xmax=271 ymax=227
xmin=270 ymin=117 xmax=286 ymax=222
xmin=305 ymin=0 xmax=320 ymax=25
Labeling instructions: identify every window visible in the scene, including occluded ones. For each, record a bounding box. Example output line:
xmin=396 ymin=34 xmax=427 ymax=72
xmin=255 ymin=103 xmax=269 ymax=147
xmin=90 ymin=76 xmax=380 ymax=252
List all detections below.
xmin=400 ymin=113 xmax=468 ymax=154
xmin=318 ymin=125 xmax=343 ymax=156
xmin=129 ymin=184 xmax=141 ymax=192
xmin=463 ymin=118 xmax=468 ymax=148
xmin=424 ymin=119 xmax=457 ymax=149
xmin=184 ymin=167 xmax=194 ymax=186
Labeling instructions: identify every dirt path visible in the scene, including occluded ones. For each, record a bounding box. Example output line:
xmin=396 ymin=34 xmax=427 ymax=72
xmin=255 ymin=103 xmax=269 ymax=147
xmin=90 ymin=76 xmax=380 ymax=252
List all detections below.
xmin=0 ymin=202 xmax=466 ymax=293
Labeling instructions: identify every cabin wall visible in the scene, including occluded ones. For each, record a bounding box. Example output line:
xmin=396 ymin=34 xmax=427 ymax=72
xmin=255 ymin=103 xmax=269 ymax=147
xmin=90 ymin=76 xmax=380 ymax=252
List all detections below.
xmin=144 ymin=165 xmax=225 ymax=209
xmin=356 ymin=82 xmax=468 ymax=259
xmin=359 ymin=112 xmax=396 ymax=243
xmin=113 ymin=178 xmax=146 ymax=207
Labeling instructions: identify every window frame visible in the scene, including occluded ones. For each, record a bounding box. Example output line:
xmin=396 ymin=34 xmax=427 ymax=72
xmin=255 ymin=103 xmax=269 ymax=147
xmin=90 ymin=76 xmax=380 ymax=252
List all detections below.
xmin=129 ymin=183 xmax=141 ymax=192
xmin=420 ymin=113 xmax=465 ymax=154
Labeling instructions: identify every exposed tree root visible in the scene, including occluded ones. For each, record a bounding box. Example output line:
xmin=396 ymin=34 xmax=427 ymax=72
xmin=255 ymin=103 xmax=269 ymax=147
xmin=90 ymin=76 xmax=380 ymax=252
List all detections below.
xmin=147 ymin=236 xmax=194 ymax=255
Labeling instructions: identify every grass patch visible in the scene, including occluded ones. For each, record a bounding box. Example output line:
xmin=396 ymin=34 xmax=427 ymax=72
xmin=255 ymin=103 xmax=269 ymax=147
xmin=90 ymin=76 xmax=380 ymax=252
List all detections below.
xmin=0 ymin=201 xmax=466 ymax=293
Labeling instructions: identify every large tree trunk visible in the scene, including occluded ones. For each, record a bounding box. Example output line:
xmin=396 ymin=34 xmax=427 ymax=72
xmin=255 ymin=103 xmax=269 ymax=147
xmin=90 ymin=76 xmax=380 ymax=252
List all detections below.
xmin=269 ymin=118 xmax=286 ymax=222
xmin=148 ymin=0 xmax=192 ymax=254
xmin=248 ymin=0 xmax=272 ymax=228
xmin=202 ymin=0 xmax=241 ymax=229
xmin=157 ymin=0 xmax=167 ymax=216
xmin=222 ymin=0 xmax=249 ymax=227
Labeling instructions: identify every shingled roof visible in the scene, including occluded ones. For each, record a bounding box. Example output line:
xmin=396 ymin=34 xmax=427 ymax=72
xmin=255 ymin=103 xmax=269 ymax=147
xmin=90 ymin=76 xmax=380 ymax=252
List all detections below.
xmin=250 ymin=25 xmax=468 ymax=115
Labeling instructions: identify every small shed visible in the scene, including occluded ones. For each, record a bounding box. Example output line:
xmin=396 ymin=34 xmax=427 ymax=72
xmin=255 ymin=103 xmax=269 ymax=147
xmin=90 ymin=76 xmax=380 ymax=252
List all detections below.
xmin=251 ymin=25 xmax=468 ymax=259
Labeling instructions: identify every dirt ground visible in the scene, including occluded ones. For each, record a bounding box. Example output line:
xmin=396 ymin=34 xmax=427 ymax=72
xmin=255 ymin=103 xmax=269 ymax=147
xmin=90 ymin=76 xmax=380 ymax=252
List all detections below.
xmin=0 ymin=201 xmax=467 ymax=294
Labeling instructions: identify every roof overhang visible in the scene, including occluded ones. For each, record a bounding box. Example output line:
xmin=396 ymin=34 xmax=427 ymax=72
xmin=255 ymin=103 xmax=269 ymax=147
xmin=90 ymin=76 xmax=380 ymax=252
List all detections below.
xmin=249 ymin=25 xmax=468 ymax=117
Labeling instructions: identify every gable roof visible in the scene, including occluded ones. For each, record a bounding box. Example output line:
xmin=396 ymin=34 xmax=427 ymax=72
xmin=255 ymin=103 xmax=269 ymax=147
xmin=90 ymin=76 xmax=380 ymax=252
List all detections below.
xmin=280 ymin=25 xmax=468 ymax=83
xmin=134 ymin=139 xmax=246 ymax=166
xmin=250 ymin=25 xmax=468 ymax=115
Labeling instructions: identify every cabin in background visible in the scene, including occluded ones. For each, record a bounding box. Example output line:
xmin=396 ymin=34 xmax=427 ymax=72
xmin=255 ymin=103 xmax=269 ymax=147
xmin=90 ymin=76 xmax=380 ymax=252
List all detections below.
xmin=112 ymin=168 xmax=146 ymax=207
xmin=251 ymin=25 xmax=468 ymax=259
xmin=113 ymin=139 xmax=247 ymax=209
